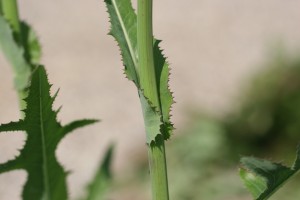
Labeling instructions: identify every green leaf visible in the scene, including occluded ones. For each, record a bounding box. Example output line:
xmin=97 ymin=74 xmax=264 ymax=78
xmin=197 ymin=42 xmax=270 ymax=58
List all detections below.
xmin=104 ymin=0 xmax=174 ymax=143
xmin=84 ymin=145 xmax=114 ymax=200
xmin=105 ymin=0 xmax=138 ymax=84
xmin=139 ymin=90 xmax=162 ymax=142
xmin=153 ymin=40 xmax=174 ymax=140
xmin=0 ymin=14 xmax=31 ymax=90
xmin=240 ymin=146 xmax=300 ymax=200
xmin=20 ymin=21 xmax=42 ymax=65
xmin=0 ymin=66 xmax=98 ymax=200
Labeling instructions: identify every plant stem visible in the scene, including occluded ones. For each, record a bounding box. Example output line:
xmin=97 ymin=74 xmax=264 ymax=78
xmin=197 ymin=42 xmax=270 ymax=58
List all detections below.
xmin=1 ymin=0 xmax=26 ymax=115
xmin=138 ymin=0 xmax=159 ymax=106
xmin=1 ymin=0 xmax=21 ymax=34
xmin=148 ymin=134 xmax=170 ymax=200
xmin=137 ymin=0 xmax=169 ymax=199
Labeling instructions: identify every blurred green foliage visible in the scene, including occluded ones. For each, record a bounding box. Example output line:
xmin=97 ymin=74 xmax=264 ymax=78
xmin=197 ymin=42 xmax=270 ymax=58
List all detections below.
xmin=225 ymin=52 xmax=300 ymax=160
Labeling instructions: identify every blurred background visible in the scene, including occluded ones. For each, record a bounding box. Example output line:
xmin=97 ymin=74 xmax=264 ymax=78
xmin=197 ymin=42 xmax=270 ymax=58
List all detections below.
xmin=1 ymin=0 xmax=300 ymax=199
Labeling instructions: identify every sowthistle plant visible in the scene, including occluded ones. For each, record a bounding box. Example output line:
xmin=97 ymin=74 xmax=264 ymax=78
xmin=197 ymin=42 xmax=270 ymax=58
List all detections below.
xmin=1 ymin=0 xmax=300 ymax=200
xmin=104 ymin=0 xmax=300 ymax=200
xmin=0 ymin=0 xmax=113 ymax=200
xmin=104 ymin=0 xmax=174 ymax=199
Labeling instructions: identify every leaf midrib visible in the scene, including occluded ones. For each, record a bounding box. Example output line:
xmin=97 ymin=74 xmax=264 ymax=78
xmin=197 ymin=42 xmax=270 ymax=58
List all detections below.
xmin=111 ymin=0 xmax=138 ymax=70
xmin=39 ymin=70 xmax=50 ymax=200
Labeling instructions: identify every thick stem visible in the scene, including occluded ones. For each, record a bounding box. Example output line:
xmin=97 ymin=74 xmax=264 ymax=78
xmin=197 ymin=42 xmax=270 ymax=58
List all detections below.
xmin=148 ymin=135 xmax=170 ymax=200
xmin=137 ymin=0 xmax=169 ymax=200
xmin=138 ymin=0 xmax=159 ymax=107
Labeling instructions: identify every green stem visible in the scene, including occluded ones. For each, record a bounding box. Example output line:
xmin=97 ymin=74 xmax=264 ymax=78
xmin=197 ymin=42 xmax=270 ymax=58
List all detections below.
xmin=148 ymin=135 xmax=170 ymax=200
xmin=138 ymin=0 xmax=159 ymax=106
xmin=1 ymin=0 xmax=26 ymax=116
xmin=137 ymin=0 xmax=169 ymax=199
xmin=1 ymin=0 xmax=21 ymax=35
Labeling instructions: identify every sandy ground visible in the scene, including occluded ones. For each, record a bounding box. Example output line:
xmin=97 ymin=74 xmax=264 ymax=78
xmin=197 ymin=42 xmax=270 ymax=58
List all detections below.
xmin=1 ymin=0 xmax=300 ymax=199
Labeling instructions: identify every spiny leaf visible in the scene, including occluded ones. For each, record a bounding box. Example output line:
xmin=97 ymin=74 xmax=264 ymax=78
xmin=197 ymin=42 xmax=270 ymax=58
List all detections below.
xmin=240 ymin=146 xmax=300 ymax=200
xmin=20 ymin=21 xmax=42 ymax=65
xmin=105 ymin=0 xmax=138 ymax=84
xmin=104 ymin=0 xmax=174 ymax=144
xmin=84 ymin=145 xmax=114 ymax=200
xmin=0 ymin=12 xmax=41 ymax=91
xmin=0 ymin=66 xmax=98 ymax=200
xmin=153 ymin=40 xmax=174 ymax=140
xmin=0 ymin=14 xmax=31 ymax=90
